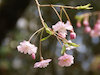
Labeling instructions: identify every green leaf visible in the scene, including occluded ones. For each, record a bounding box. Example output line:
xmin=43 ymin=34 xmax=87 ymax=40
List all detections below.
xmin=44 ymin=22 xmax=48 ymax=28
xmin=67 ymin=42 xmax=79 ymax=47
xmin=76 ymin=4 xmax=93 ymax=10
xmin=44 ymin=22 xmax=54 ymax=35
xmin=75 ymin=15 xmax=84 ymax=21
xmin=45 ymin=28 xmax=52 ymax=35
xmin=40 ymin=35 xmax=51 ymax=41
xmin=61 ymin=45 xmax=66 ymax=55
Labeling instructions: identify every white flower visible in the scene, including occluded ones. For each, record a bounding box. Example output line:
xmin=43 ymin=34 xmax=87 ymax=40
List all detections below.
xmin=17 ymin=40 xmax=37 ymax=55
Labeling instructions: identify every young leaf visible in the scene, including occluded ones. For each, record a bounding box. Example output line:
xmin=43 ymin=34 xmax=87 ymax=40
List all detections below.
xmin=68 ymin=42 xmax=79 ymax=47
xmin=44 ymin=22 xmax=54 ymax=35
xmin=76 ymin=4 xmax=93 ymax=10
xmin=61 ymin=45 xmax=66 ymax=55
xmin=40 ymin=35 xmax=51 ymax=41
xmin=75 ymin=15 xmax=84 ymax=21
xmin=44 ymin=22 xmax=48 ymax=28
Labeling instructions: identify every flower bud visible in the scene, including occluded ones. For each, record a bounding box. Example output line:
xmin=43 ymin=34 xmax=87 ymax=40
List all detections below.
xmin=32 ymin=53 xmax=36 ymax=60
xmin=77 ymin=21 xmax=81 ymax=28
xmin=83 ymin=18 xmax=89 ymax=26
xmin=70 ymin=32 xmax=76 ymax=39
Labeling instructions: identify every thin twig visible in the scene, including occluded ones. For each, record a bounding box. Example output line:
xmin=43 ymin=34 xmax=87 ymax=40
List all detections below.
xmin=40 ymin=4 xmax=76 ymax=9
xmin=62 ymin=7 xmax=72 ymax=25
xmin=32 ymin=31 xmax=41 ymax=43
xmin=35 ymin=0 xmax=46 ymax=27
xmin=28 ymin=27 xmax=44 ymax=42
xmin=51 ymin=5 xmax=62 ymax=21
xmin=60 ymin=7 xmax=63 ymax=20
xmin=54 ymin=32 xmax=69 ymax=44
xmin=39 ymin=29 xmax=44 ymax=60
xmin=54 ymin=34 xmax=63 ymax=47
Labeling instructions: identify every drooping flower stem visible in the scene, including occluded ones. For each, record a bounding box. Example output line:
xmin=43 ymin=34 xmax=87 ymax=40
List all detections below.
xmin=51 ymin=5 xmax=62 ymax=21
xmin=54 ymin=34 xmax=63 ymax=48
xmin=54 ymin=32 xmax=68 ymax=44
xmin=60 ymin=7 xmax=63 ymax=20
xmin=32 ymin=31 xmax=41 ymax=43
xmin=29 ymin=27 xmax=44 ymax=42
xmin=35 ymin=0 xmax=72 ymax=26
xmin=39 ymin=29 xmax=44 ymax=60
xmin=62 ymin=7 xmax=72 ymax=25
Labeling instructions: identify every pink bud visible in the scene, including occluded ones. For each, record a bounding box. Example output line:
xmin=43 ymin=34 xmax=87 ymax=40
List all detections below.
xmin=32 ymin=53 xmax=35 ymax=60
xmin=84 ymin=26 xmax=91 ymax=33
xmin=70 ymin=32 xmax=76 ymax=39
xmin=83 ymin=18 xmax=89 ymax=26
xmin=77 ymin=21 xmax=81 ymax=28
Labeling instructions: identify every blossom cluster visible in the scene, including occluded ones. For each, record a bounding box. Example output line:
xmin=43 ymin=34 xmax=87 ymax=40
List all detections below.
xmin=76 ymin=12 xmax=100 ymax=37
xmin=17 ymin=20 xmax=78 ymax=68
xmin=17 ymin=40 xmax=52 ymax=68
xmin=52 ymin=21 xmax=76 ymax=39
xmin=16 ymin=0 xmax=92 ymax=69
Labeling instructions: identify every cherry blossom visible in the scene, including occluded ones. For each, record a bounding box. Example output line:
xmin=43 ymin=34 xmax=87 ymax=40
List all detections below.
xmin=94 ymin=21 xmax=100 ymax=33
xmin=52 ymin=21 xmax=67 ymax=38
xmin=52 ymin=21 xmax=65 ymax=32
xmin=84 ymin=26 xmax=91 ymax=33
xmin=17 ymin=40 xmax=37 ymax=55
xmin=90 ymin=30 xmax=100 ymax=37
xmin=65 ymin=21 xmax=73 ymax=31
xmin=58 ymin=53 xmax=74 ymax=67
xmin=52 ymin=21 xmax=73 ymax=38
xmin=90 ymin=19 xmax=100 ymax=37
xmin=34 ymin=59 xmax=52 ymax=68
xmin=58 ymin=31 xmax=67 ymax=38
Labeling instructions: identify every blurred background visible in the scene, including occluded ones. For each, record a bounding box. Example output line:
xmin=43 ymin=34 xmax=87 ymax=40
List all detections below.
xmin=0 ymin=0 xmax=100 ymax=75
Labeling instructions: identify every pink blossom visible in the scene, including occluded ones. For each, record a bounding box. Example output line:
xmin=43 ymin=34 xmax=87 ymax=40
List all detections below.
xmin=65 ymin=21 xmax=73 ymax=31
xmin=34 ymin=59 xmax=52 ymax=68
xmin=94 ymin=23 xmax=100 ymax=32
xmin=70 ymin=32 xmax=76 ymax=39
xmin=17 ymin=40 xmax=37 ymax=55
xmin=90 ymin=30 xmax=100 ymax=37
xmin=52 ymin=21 xmax=67 ymax=38
xmin=58 ymin=31 xmax=67 ymax=38
xmin=90 ymin=20 xmax=100 ymax=37
xmin=52 ymin=21 xmax=73 ymax=38
xmin=52 ymin=21 xmax=65 ymax=32
xmin=84 ymin=26 xmax=91 ymax=33
xmin=58 ymin=53 xmax=74 ymax=67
